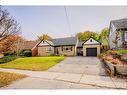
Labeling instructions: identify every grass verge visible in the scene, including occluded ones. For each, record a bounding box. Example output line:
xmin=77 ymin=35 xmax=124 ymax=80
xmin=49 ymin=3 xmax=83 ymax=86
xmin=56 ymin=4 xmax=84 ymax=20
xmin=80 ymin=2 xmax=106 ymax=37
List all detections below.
xmin=0 ymin=72 xmax=26 ymax=88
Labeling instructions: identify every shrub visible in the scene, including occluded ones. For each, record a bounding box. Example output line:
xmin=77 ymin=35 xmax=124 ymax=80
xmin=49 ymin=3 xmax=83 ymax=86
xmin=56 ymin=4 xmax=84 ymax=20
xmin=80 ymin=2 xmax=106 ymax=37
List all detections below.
xmin=0 ymin=56 xmax=16 ymax=64
xmin=4 ymin=51 xmax=16 ymax=56
xmin=112 ymin=54 xmax=121 ymax=59
xmin=19 ymin=50 xmax=25 ymax=56
xmin=23 ymin=51 xmax=32 ymax=57
xmin=98 ymin=50 xmax=121 ymax=60
xmin=19 ymin=49 xmax=32 ymax=57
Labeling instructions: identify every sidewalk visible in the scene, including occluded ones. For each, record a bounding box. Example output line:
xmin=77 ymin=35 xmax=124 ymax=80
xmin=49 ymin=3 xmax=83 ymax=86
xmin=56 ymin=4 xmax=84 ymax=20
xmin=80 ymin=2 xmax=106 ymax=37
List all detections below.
xmin=0 ymin=68 xmax=127 ymax=89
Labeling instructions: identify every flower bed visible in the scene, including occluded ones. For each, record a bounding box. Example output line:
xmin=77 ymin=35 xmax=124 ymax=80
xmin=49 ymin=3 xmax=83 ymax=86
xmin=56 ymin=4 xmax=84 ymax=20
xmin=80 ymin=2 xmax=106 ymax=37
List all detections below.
xmin=98 ymin=50 xmax=127 ymax=65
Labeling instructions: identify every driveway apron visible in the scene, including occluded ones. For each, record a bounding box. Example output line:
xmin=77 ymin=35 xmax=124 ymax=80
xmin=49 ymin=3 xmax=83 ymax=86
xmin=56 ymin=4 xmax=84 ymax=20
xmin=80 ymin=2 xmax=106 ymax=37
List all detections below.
xmin=48 ymin=57 xmax=107 ymax=76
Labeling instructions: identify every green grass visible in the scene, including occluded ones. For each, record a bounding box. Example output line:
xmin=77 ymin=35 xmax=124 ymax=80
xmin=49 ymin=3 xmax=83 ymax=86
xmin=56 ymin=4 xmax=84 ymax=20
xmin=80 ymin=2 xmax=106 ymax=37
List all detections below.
xmin=0 ymin=56 xmax=65 ymax=71
xmin=117 ymin=49 xmax=127 ymax=55
xmin=0 ymin=72 xmax=26 ymax=88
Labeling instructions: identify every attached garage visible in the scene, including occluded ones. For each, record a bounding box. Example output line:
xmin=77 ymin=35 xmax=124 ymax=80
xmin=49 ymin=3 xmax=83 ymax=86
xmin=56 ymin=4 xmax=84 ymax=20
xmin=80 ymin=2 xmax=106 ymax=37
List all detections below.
xmin=83 ymin=38 xmax=101 ymax=57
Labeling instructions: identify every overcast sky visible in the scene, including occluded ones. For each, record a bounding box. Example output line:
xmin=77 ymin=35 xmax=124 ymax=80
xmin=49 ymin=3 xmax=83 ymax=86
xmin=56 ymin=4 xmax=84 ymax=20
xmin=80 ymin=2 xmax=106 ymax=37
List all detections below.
xmin=5 ymin=6 xmax=127 ymax=40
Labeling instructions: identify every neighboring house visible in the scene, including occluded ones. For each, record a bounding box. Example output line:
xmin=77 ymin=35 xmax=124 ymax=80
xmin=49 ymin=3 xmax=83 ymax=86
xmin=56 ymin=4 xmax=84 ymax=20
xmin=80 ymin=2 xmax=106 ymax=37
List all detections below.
xmin=37 ymin=37 xmax=101 ymax=57
xmin=19 ymin=41 xmax=39 ymax=56
xmin=109 ymin=18 xmax=127 ymax=49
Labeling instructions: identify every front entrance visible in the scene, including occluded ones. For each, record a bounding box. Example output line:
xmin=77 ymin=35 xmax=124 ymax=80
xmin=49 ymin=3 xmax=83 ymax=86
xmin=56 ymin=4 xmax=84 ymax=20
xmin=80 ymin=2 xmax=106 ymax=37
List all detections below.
xmin=86 ymin=48 xmax=97 ymax=56
xmin=56 ymin=48 xmax=59 ymax=55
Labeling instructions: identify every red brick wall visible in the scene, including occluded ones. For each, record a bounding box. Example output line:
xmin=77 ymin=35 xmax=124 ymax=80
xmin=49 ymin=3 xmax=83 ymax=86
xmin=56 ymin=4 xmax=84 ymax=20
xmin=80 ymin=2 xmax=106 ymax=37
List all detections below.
xmin=31 ymin=47 xmax=38 ymax=56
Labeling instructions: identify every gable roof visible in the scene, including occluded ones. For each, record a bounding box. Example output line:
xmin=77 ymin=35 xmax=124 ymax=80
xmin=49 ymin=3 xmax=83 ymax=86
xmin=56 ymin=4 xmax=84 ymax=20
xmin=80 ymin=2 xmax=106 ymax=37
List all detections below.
xmin=110 ymin=18 xmax=127 ymax=30
xmin=83 ymin=38 xmax=101 ymax=45
xmin=38 ymin=40 xmax=54 ymax=46
xmin=51 ymin=37 xmax=77 ymax=46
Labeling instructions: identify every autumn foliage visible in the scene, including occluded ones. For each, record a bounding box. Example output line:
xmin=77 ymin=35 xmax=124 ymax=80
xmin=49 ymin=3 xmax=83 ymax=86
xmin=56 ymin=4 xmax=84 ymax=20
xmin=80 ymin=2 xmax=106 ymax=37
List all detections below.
xmin=0 ymin=35 xmax=22 ymax=53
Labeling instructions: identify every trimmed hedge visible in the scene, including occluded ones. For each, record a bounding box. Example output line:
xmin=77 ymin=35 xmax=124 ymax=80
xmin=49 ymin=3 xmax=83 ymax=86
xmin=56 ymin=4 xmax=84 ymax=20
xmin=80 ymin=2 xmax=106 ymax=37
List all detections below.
xmin=4 ymin=51 xmax=16 ymax=56
xmin=0 ymin=56 xmax=17 ymax=64
xmin=23 ymin=51 xmax=32 ymax=57
xmin=19 ymin=49 xmax=32 ymax=57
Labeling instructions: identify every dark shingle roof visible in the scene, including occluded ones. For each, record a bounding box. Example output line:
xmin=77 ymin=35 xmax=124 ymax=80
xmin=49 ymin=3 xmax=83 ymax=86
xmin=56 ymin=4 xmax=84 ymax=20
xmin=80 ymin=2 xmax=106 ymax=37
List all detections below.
xmin=77 ymin=42 xmax=83 ymax=47
xmin=111 ymin=18 xmax=127 ymax=30
xmin=51 ymin=37 xmax=77 ymax=46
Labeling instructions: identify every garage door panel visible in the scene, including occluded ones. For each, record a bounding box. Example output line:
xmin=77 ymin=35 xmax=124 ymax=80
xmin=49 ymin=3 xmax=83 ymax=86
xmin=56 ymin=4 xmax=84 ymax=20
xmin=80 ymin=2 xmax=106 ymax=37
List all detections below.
xmin=86 ymin=48 xmax=97 ymax=56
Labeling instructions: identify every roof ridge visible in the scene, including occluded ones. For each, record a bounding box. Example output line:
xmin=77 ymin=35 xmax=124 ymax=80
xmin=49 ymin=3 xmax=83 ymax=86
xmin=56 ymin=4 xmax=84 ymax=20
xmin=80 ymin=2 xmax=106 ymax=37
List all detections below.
xmin=52 ymin=36 xmax=77 ymax=40
xmin=111 ymin=18 xmax=127 ymax=22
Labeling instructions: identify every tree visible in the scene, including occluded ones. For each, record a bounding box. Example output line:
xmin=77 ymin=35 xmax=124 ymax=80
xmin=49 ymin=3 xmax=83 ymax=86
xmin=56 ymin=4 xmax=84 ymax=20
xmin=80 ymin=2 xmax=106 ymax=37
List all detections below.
xmin=76 ymin=31 xmax=99 ymax=42
xmin=112 ymin=30 xmax=121 ymax=48
xmin=0 ymin=35 xmax=23 ymax=53
xmin=99 ymin=28 xmax=109 ymax=45
xmin=14 ymin=36 xmax=25 ymax=56
xmin=38 ymin=34 xmax=52 ymax=41
xmin=0 ymin=6 xmax=20 ymax=42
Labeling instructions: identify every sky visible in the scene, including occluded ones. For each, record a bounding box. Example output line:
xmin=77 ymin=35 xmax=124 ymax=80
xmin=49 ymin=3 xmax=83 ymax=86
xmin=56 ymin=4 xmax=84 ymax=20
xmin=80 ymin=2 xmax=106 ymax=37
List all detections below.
xmin=4 ymin=6 xmax=127 ymax=40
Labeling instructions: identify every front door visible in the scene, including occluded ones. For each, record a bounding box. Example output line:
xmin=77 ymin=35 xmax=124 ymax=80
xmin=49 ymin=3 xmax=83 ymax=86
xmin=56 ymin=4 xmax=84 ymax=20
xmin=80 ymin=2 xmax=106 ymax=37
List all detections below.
xmin=56 ymin=48 xmax=59 ymax=55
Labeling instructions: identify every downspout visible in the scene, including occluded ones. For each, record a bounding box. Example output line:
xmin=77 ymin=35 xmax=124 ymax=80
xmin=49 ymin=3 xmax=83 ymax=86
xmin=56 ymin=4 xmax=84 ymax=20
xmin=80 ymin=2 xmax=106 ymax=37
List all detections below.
xmin=75 ymin=37 xmax=79 ymax=56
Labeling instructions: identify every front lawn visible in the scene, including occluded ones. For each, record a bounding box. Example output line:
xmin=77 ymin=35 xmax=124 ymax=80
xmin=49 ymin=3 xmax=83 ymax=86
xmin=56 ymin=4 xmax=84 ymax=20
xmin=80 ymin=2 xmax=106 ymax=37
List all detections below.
xmin=0 ymin=56 xmax=65 ymax=71
xmin=0 ymin=72 xmax=26 ymax=88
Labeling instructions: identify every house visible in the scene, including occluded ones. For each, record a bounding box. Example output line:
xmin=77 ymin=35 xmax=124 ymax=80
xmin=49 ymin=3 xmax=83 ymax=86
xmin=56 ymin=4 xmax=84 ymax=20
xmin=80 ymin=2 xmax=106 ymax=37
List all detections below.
xmin=37 ymin=37 xmax=78 ymax=56
xmin=109 ymin=18 xmax=127 ymax=49
xmin=36 ymin=37 xmax=101 ymax=57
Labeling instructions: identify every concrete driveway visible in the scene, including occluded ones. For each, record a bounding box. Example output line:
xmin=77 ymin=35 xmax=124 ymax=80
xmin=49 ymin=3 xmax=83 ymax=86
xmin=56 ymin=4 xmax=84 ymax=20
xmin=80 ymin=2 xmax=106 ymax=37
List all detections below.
xmin=48 ymin=57 xmax=107 ymax=76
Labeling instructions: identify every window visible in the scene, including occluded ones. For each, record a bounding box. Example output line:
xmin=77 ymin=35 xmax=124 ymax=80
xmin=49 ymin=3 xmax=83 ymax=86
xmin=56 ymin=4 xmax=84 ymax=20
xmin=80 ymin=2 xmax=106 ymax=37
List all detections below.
xmin=125 ymin=31 xmax=127 ymax=41
xmin=63 ymin=46 xmax=72 ymax=51
xmin=46 ymin=47 xmax=53 ymax=52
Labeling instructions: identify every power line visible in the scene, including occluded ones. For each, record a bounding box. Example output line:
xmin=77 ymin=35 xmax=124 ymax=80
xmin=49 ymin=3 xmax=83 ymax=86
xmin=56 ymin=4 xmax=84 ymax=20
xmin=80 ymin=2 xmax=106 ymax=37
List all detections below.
xmin=64 ymin=6 xmax=71 ymax=33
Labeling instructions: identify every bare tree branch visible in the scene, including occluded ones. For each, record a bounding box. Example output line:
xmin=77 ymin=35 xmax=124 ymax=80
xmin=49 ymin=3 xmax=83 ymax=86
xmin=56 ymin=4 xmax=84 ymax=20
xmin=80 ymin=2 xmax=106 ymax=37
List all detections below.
xmin=0 ymin=6 xmax=21 ymax=42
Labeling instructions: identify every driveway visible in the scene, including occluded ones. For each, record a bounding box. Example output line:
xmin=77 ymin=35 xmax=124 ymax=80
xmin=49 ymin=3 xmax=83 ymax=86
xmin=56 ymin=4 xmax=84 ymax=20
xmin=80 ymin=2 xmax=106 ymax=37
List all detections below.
xmin=48 ymin=57 xmax=107 ymax=76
